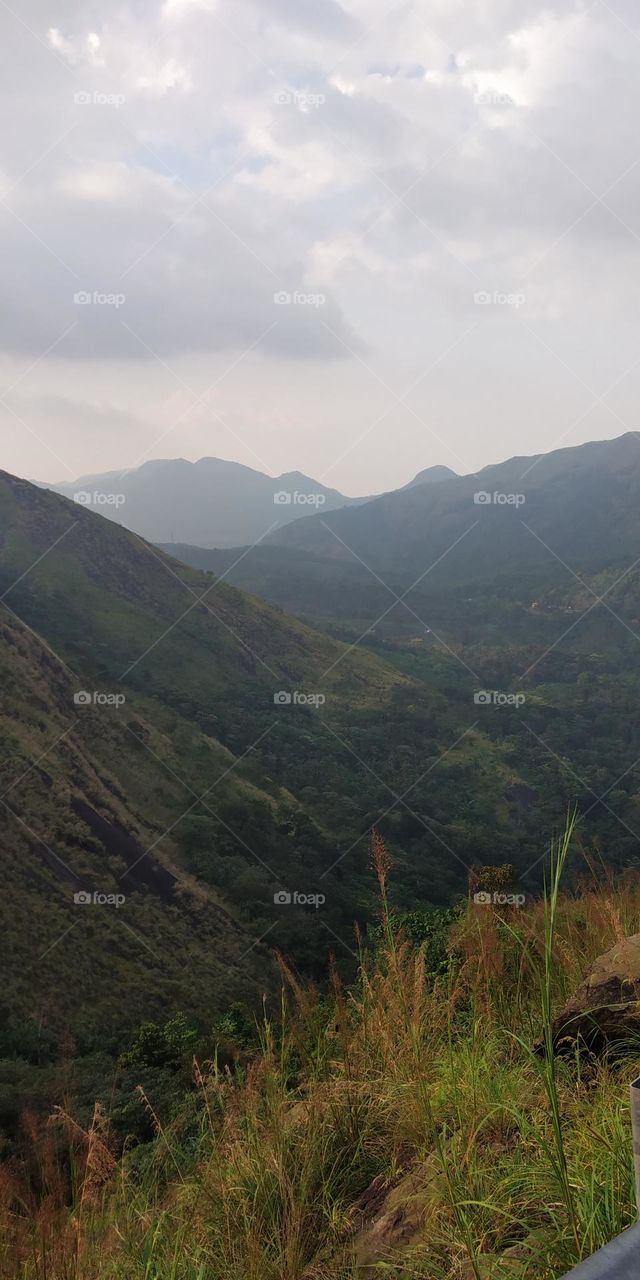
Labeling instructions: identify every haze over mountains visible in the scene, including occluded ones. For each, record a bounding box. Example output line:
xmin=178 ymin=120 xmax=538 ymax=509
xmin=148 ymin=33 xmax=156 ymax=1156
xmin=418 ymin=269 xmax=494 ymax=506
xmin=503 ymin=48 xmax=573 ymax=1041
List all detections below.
xmin=159 ymin=433 xmax=640 ymax=630
xmin=46 ymin=458 xmax=458 ymax=549
xmin=264 ymin=432 xmax=640 ymax=593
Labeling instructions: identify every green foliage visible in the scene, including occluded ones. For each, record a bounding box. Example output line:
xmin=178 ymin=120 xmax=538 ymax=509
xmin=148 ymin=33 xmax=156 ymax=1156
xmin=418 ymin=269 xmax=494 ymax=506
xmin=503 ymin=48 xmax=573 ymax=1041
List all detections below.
xmin=211 ymin=1002 xmax=260 ymax=1058
xmin=120 ymin=1015 xmax=198 ymax=1070
xmin=371 ymin=907 xmax=458 ymax=976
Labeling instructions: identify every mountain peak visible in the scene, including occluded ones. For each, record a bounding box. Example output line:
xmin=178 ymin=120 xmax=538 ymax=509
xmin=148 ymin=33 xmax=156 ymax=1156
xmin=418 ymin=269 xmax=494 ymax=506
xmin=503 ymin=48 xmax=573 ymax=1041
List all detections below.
xmin=403 ymin=464 xmax=458 ymax=489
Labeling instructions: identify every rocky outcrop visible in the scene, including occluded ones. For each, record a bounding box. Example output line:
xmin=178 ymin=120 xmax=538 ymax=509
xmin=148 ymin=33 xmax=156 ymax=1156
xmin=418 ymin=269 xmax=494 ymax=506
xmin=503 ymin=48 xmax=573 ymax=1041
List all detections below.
xmin=349 ymin=1152 xmax=443 ymax=1277
xmin=539 ymin=933 xmax=640 ymax=1052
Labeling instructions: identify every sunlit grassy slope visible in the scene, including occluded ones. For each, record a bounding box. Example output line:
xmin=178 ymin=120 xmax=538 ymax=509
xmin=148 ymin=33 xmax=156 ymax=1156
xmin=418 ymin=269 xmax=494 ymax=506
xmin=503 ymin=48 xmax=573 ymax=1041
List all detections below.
xmin=3 ymin=827 xmax=640 ymax=1280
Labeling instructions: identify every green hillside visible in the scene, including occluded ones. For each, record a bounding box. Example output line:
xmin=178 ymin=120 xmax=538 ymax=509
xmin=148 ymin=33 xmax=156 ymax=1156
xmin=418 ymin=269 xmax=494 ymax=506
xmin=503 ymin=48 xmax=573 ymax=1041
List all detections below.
xmin=0 ymin=469 xmax=537 ymax=1028
xmin=4 ymin=465 xmax=640 ymax=1154
xmin=265 ymin=433 xmax=640 ymax=588
xmin=157 ymin=436 xmax=640 ymax=897
xmin=0 ymin=610 xmax=275 ymax=1038
xmin=162 ymin=434 xmax=640 ymax=640
xmin=2 ymin=464 xmax=640 ymax=1274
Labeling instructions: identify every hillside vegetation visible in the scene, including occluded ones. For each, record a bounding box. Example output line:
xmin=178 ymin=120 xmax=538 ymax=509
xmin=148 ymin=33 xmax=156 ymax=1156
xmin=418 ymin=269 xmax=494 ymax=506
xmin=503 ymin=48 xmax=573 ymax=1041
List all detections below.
xmin=165 ymin=435 xmax=640 ymax=898
xmin=2 ymin=827 xmax=639 ymax=1280
xmin=3 ymin=462 xmax=640 ymax=1279
xmin=0 ymin=469 xmax=558 ymax=998
xmin=188 ymin=433 xmax=640 ymax=629
xmin=265 ymin=433 xmax=640 ymax=587
xmin=0 ymin=468 xmax=550 ymax=1143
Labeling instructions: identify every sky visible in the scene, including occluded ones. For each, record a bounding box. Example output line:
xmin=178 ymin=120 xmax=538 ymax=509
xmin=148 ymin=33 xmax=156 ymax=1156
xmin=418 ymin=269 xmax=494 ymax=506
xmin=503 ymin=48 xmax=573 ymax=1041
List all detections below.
xmin=1 ymin=0 xmax=640 ymax=495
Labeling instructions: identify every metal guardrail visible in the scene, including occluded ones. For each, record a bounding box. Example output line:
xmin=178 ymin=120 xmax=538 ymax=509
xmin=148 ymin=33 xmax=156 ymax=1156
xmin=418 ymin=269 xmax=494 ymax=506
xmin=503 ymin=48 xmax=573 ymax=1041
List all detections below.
xmin=559 ymin=1223 xmax=640 ymax=1278
xmin=631 ymin=1076 xmax=640 ymax=1216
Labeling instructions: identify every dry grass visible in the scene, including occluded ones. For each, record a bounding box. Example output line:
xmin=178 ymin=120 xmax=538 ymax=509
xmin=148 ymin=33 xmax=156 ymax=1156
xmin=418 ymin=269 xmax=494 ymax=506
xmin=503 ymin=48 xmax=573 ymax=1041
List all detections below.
xmin=2 ymin=826 xmax=640 ymax=1279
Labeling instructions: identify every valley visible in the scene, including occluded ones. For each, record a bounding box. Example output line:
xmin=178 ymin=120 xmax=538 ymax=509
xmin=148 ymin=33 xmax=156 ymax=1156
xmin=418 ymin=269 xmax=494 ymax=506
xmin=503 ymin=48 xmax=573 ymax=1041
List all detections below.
xmin=4 ymin=0 xmax=639 ymax=1269
xmin=0 ymin=469 xmax=525 ymax=1130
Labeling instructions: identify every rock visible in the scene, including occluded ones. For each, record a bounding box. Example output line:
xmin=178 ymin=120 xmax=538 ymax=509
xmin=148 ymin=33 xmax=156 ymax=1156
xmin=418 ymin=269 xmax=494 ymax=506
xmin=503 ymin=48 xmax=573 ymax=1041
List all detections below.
xmin=539 ymin=933 xmax=640 ymax=1053
xmin=351 ymin=1163 xmax=539 ymax=1279
xmin=349 ymin=1153 xmax=445 ymax=1277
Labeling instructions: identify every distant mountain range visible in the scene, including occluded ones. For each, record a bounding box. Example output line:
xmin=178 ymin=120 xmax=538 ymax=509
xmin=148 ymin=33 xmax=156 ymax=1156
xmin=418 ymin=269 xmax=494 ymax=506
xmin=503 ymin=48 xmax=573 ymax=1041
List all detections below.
xmin=265 ymin=433 xmax=640 ymax=582
xmin=161 ymin=434 xmax=640 ymax=628
xmin=44 ymin=458 xmax=457 ymax=549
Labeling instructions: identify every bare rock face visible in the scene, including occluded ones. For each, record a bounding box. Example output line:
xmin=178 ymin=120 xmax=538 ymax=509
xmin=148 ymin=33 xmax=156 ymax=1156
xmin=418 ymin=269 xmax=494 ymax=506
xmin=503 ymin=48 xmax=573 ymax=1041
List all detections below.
xmin=350 ymin=1154 xmax=444 ymax=1277
xmin=305 ymin=1151 xmax=445 ymax=1279
xmin=541 ymin=933 xmax=640 ymax=1052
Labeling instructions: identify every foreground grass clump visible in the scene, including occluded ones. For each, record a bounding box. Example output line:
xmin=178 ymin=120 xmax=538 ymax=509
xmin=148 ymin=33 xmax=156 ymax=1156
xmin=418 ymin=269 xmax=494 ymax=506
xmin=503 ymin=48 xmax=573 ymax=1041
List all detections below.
xmin=2 ymin=825 xmax=640 ymax=1279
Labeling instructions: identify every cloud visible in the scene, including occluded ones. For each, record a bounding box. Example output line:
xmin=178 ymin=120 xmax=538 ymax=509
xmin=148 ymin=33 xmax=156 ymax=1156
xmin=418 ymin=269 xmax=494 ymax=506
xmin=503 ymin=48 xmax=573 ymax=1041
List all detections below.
xmin=3 ymin=0 xmax=640 ymax=489
xmin=247 ymin=0 xmax=359 ymax=39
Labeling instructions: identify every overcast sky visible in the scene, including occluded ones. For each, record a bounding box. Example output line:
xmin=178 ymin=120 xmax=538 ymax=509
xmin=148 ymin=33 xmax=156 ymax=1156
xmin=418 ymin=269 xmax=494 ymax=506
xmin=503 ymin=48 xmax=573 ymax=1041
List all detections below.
xmin=1 ymin=0 xmax=639 ymax=494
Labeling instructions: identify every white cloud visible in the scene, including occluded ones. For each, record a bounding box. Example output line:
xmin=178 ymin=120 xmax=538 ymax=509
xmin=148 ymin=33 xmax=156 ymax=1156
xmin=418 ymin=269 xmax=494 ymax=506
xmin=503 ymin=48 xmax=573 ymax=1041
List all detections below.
xmin=4 ymin=0 xmax=640 ymax=489
xmin=136 ymin=60 xmax=193 ymax=94
xmin=162 ymin=0 xmax=218 ymax=20
xmin=59 ymin=162 xmax=132 ymax=202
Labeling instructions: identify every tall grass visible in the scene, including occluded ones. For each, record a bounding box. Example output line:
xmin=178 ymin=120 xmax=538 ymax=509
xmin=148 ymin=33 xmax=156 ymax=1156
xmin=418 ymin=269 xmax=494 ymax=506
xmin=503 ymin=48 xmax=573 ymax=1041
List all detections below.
xmin=2 ymin=821 xmax=639 ymax=1279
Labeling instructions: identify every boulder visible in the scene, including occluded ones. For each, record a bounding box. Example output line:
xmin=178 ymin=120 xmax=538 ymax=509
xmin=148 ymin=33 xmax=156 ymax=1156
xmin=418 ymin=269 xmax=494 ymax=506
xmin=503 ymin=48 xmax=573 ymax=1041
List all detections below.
xmin=306 ymin=1151 xmax=445 ymax=1279
xmin=540 ymin=932 xmax=640 ymax=1052
xmin=350 ymin=1154 xmax=444 ymax=1277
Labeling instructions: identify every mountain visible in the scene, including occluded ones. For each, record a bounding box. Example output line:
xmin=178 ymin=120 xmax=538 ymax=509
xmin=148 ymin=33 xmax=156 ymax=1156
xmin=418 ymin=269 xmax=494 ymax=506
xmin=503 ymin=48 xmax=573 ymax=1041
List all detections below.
xmin=6 ymin=453 xmax=640 ymax=1141
xmin=44 ymin=457 xmax=371 ymax=549
xmin=0 ymin=469 xmax=422 ymax=1037
xmin=0 ymin=469 xmax=435 ymax=1128
xmin=1 ymin=470 xmax=542 ymax=1043
xmin=44 ymin=456 xmax=458 ymax=551
xmin=265 ymin=433 xmax=640 ymax=588
xmin=154 ymin=436 xmax=640 ymax=913
xmin=402 ymin=464 xmax=458 ymax=489
xmin=0 ymin=607 xmax=275 ymax=1044
xmin=161 ymin=436 xmax=640 ymax=630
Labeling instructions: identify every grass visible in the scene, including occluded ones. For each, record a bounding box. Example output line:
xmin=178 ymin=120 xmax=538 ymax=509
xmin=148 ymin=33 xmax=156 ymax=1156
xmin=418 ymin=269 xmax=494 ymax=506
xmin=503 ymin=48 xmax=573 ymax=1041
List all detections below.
xmin=2 ymin=823 xmax=640 ymax=1280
